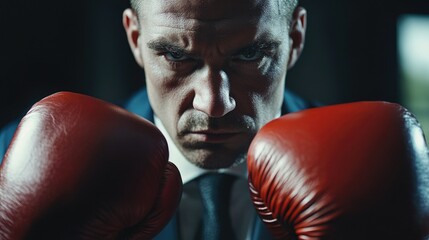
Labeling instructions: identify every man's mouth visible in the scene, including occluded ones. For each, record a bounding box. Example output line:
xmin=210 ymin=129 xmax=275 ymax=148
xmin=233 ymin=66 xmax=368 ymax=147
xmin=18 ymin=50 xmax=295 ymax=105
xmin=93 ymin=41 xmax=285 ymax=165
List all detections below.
xmin=186 ymin=130 xmax=243 ymax=143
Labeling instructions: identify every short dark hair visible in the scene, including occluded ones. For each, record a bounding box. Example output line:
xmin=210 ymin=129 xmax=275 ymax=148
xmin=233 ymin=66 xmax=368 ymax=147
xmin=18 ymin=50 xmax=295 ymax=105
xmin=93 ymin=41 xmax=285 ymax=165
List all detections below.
xmin=130 ymin=0 xmax=298 ymax=20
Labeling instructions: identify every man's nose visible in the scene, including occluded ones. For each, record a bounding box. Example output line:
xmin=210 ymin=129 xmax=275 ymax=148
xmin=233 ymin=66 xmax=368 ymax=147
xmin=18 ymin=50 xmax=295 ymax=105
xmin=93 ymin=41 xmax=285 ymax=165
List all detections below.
xmin=192 ymin=67 xmax=236 ymax=118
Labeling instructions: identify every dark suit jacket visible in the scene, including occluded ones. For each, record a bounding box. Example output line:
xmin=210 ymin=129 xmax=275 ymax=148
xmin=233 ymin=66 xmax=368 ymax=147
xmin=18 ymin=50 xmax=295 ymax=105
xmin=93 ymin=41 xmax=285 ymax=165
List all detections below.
xmin=0 ymin=88 xmax=318 ymax=240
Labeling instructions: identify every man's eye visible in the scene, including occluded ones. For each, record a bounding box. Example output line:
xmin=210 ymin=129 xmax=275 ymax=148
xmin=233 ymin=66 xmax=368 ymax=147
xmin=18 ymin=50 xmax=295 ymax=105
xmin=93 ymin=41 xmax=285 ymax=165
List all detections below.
xmin=234 ymin=48 xmax=264 ymax=61
xmin=165 ymin=51 xmax=189 ymax=61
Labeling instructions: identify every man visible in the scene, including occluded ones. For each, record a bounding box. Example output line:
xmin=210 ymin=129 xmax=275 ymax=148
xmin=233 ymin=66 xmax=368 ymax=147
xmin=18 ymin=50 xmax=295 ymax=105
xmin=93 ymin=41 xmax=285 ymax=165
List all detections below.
xmin=0 ymin=0 xmax=316 ymax=239
xmin=120 ymin=0 xmax=316 ymax=239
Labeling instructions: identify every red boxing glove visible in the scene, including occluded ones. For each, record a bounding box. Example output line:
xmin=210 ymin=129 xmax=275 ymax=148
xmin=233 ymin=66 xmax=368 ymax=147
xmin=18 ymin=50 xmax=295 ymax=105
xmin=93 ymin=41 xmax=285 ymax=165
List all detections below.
xmin=0 ymin=92 xmax=181 ymax=239
xmin=248 ymin=102 xmax=429 ymax=240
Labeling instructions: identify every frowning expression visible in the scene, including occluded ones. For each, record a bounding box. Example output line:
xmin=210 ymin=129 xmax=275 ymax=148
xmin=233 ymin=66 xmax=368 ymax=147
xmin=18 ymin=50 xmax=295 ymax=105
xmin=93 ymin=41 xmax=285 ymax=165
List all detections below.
xmin=124 ymin=0 xmax=304 ymax=169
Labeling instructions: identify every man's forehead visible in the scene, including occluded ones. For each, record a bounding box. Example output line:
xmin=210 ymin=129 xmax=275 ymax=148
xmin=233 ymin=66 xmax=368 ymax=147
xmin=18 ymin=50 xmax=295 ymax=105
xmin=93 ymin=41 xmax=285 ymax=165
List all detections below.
xmin=140 ymin=0 xmax=281 ymax=20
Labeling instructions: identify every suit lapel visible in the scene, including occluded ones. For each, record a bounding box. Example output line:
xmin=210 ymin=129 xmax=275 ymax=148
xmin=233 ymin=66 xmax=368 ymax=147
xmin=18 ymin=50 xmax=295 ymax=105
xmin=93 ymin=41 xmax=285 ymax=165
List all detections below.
xmin=153 ymin=215 xmax=180 ymax=240
xmin=250 ymin=215 xmax=274 ymax=240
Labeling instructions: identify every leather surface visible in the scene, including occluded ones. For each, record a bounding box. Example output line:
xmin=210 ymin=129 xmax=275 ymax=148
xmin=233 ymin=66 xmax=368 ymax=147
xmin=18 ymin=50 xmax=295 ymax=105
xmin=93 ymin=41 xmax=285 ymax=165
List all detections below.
xmin=248 ymin=101 xmax=429 ymax=240
xmin=0 ymin=92 xmax=182 ymax=239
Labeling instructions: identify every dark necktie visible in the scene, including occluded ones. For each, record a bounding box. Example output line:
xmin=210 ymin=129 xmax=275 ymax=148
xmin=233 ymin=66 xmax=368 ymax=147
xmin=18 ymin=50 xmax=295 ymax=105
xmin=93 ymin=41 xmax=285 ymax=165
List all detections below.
xmin=197 ymin=173 xmax=237 ymax=240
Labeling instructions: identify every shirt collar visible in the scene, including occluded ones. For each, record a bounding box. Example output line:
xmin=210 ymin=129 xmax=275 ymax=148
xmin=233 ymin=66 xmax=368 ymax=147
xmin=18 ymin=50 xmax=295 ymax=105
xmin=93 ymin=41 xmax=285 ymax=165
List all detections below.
xmin=154 ymin=116 xmax=247 ymax=184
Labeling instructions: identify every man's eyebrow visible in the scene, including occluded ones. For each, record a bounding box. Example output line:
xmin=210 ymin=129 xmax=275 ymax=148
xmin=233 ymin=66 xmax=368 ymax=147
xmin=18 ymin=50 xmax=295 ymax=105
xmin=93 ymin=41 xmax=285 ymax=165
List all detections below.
xmin=240 ymin=39 xmax=281 ymax=51
xmin=147 ymin=40 xmax=185 ymax=53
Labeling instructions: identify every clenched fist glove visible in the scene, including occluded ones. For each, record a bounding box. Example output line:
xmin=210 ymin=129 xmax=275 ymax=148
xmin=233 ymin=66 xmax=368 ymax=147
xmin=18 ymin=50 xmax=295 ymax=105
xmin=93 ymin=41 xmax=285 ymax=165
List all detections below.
xmin=248 ymin=101 xmax=429 ymax=240
xmin=0 ymin=92 xmax=182 ymax=239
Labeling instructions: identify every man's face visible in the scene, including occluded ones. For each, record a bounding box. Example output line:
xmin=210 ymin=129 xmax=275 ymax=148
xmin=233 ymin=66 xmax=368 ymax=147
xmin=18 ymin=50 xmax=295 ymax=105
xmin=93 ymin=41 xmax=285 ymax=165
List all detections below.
xmin=125 ymin=0 xmax=304 ymax=169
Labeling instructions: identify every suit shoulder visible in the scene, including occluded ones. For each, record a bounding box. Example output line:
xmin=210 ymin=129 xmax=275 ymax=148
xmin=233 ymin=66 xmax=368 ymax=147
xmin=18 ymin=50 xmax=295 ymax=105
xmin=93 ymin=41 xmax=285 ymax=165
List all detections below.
xmin=282 ymin=89 xmax=322 ymax=114
xmin=123 ymin=88 xmax=154 ymax=122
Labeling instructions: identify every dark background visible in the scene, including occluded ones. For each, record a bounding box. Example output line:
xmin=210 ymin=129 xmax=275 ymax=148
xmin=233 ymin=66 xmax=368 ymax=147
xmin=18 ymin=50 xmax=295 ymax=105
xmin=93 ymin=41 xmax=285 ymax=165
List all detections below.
xmin=1 ymin=0 xmax=428 ymax=128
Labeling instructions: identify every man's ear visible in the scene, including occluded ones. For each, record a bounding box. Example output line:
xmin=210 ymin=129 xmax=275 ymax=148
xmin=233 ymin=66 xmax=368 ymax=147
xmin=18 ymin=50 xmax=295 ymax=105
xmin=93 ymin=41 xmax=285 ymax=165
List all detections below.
xmin=287 ymin=7 xmax=307 ymax=70
xmin=123 ymin=9 xmax=144 ymax=68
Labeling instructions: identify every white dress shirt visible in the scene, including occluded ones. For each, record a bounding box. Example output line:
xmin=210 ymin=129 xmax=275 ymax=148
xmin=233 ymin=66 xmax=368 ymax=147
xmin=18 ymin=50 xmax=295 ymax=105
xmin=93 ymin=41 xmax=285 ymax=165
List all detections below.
xmin=154 ymin=117 xmax=255 ymax=240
